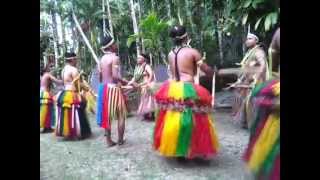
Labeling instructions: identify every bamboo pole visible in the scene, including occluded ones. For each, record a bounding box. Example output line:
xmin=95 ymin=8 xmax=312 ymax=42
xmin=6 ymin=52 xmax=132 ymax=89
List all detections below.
xmin=72 ymin=11 xmax=100 ymax=72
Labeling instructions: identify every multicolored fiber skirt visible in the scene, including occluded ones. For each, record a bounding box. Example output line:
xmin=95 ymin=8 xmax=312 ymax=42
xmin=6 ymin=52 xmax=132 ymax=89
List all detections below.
xmin=40 ymin=90 xmax=56 ymax=129
xmin=243 ymin=79 xmax=280 ymax=180
xmin=96 ymin=83 xmax=127 ymax=130
xmin=153 ymin=81 xmax=219 ymax=159
xmin=55 ymin=90 xmax=92 ymax=139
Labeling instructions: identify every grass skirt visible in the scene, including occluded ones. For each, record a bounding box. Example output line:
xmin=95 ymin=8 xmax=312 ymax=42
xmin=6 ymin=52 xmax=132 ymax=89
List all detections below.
xmin=96 ymin=83 xmax=127 ymax=130
xmin=55 ymin=90 xmax=91 ymax=139
xmin=40 ymin=90 xmax=55 ymax=129
xmin=243 ymin=79 xmax=280 ymax=179
xmin=137 ymin=84 xmax=156 ymax=116
xmin=153 ymin=80 xmax=219 ymax=159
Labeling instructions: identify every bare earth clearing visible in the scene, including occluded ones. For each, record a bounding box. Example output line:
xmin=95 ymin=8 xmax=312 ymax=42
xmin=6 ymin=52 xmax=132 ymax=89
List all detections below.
xmin=40 ymin=92 xmax=253 ymax=180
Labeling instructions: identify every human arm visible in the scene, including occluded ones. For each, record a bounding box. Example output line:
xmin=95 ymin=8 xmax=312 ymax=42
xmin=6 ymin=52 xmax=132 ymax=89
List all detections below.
xmin=112 ymin=57 xmax=129 ymax=85
xmin=193 ymin=49 xmax=214 ymax=77
xmin=270 ymin=28 xmax=280 ymax=72
xmin=138 ymin=65 xmax=154 ymax=87
xmin=49 ymin=74 xmax=63 ymax=85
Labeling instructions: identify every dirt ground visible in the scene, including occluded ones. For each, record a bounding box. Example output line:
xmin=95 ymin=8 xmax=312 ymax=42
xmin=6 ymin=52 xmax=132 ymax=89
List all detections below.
xmin=40 ymin=91 xmax=254 ymax=180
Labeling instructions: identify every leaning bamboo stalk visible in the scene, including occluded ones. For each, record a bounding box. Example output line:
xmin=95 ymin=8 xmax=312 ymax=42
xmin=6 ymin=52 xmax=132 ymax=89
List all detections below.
xmin=72 ymin=12 xmax=100 ymax=72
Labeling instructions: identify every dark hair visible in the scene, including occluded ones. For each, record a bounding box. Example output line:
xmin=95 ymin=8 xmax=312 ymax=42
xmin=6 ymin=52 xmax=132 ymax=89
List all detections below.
xmin=65 ymin=52 xmax=77 ymax=61
xmin=169 ymin=25 xmax=187 ymax=45
xmin=40 ymin=65 xmax=50 ymax=76
xmin=140 ymin=53 xmax=150 ymax=64
xmin=101 ymin=35 xmax=114 ymax=50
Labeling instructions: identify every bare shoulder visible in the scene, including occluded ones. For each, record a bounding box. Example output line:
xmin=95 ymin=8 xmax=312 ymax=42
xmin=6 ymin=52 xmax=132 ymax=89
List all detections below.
xmin=146 ymin=64 xmax=152 ymax=71
xmin=189 ymin=47 xmax=200 ymax=54
xmin=112 ymin=55 xmax=120 ymax=64
xmin=189 ymin=47 xmax=201 ymax=61
xmin=256 ymin=47 xmax=266 ymax=55
xmin=42 ymin=72 xmax=50 ymax=79
xmin=70 ymin=66 xmax=78 ymax=73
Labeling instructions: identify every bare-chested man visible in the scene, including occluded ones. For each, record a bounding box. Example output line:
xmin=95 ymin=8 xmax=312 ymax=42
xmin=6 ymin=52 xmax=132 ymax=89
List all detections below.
xmin=152 ymin=25 xmax=219 ymax=160
xmin=96 ymin=36 xmax=129 ymax=147
xmin=231 ymin=32 xmax=268 ymax=129
xmin=55 ymin=52 xmax=91 ymax=140
xmin=40 ymin=64 xmax=63 ymax=133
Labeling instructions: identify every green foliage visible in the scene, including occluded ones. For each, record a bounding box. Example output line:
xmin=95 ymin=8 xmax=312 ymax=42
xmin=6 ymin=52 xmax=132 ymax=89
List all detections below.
xmin=127 ymin=11 xmax=170 ymax=66
xmin=40 ymin=0 xmax=279 ymax=73
xmin=229 ymin=0 xmax=279 ymax=32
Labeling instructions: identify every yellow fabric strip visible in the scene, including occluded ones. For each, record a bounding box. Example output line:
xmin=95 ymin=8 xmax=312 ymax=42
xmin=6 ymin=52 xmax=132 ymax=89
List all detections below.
xmin=272 ymin=82 xmax=280 ymax=96
xmin=248 ymin=114 xmax=280 ymax=171
xmin=159 ymin=110 xmax=181 ymax=156
xmin=63 ymin=109 xmax=70 ymax=136
xmin=208 ymin=115 xmax=219 ymax=151
xmin=40 ymin=105 xmax=48 ymax=128
xmin=168 ymin=81 xmax=184 ymax=99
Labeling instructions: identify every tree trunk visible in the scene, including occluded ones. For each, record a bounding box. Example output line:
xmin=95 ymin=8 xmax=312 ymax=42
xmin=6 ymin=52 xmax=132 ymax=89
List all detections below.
xmin=177 ymin=0 xmax=183 ymax=25
xmin=149 ymin=53 xmax=153 ymax=67
xmin=166 ymin=0 xmax=172 ymax=18
xmin=160 ymin=50 xmax=168 ymax=66
xmin=60 ymin=17 xmax=67 ymax=53
xmin=129 ymin=0 xmax=141 ymax=57
xmin=106 ymin=0 xmax=114 ymax=37
xmin=212 ymin=0 xmax=224 ymax=66
xmin=242 ymin=25 xmax=246 ymax=56
xmin=137 ymin=0 xmax=145 ymax=53
xmin=217 ymin=29 xmax=224 ymax=66
xmin=192 ymin=0 xmax=204 ymax=50
xmin=50 ymin=9 xmax=59 ymax=68
xmin=185 ymin=0 xmax=196 ymax=35
xmin=102 ymin=0 xmax=106 ymax=36
xmin=72 ymin=12 xmax=100 ymax=67
xmin=151 ymin=0 xmax=155 ymax=11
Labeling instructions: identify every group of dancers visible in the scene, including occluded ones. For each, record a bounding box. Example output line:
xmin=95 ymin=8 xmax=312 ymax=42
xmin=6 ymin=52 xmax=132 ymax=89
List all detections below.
xmin=40 ymin=25 xmax=280 ymax=180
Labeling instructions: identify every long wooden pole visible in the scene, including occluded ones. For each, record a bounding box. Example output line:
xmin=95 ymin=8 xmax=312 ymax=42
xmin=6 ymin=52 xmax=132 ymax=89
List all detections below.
xmin=72 ymin=11 xmax=100 ymax=71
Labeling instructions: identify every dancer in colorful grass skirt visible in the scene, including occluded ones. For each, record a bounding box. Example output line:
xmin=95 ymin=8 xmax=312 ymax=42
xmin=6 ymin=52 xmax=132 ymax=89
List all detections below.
xmin=153 ymin=25 xmax=219 ymax=159
xmin=243 ymin=79 xmax=280 ymax=180
xmin=55 ymin=90 xmax=91 ymax=139
xmin=40 ymin=64 xmax=63 ymax=133
xmin=96 ymin=84 xmax=127 ymax=130
xmin=96 ymin=35 xmax=129 ymax=147
xmin=243 ymin=27 xmax=280 ymax=180
xmin=40 ymin=90 xmax=56 ymax=131
xmin=55 ymin=52 xmax=91 ymax=139
xmin=153 ymin=81 xmax=219 ymax=159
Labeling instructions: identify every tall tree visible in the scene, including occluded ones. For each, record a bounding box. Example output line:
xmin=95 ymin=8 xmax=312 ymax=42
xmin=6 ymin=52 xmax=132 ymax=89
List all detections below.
xmin=106 ymin=0 xmax=114 ymax=36
xmin=129 ymin=0 xmax=141 ymax=57
xmin=212 ymin=0 xmax=225 ymax=65
xmin=137 ymin=0 xmax=145 ymax=53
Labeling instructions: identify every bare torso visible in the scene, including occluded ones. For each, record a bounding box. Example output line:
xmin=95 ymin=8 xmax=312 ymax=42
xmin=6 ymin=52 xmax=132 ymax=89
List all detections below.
xmin=40 ymin=73 xmax=52 ymax=91
xmin=168 ymin=47 xmax=200 ymax=83
xmin=100 ymin=53 xmax=121 ymax=84
xmin=62 ymin=64 xmax=79 ymax=91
